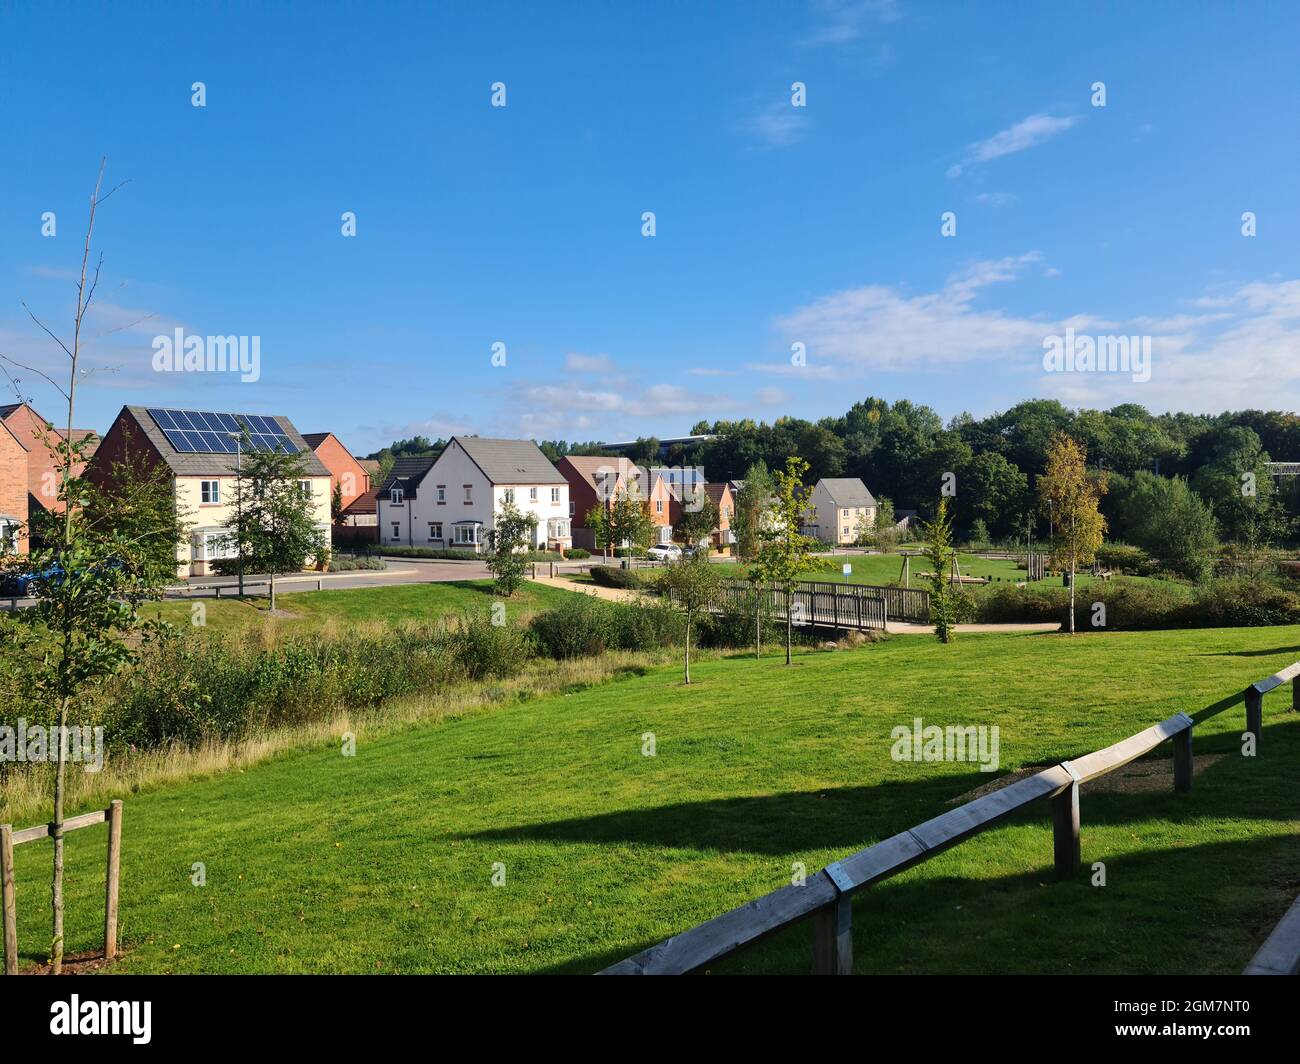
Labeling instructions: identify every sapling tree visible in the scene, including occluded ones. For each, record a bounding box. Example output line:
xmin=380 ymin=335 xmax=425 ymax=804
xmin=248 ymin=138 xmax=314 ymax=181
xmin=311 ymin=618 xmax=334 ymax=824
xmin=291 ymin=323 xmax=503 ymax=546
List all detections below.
xmin=585 ymin=490 xmax=655 ymax=559
xmin=224 ymin=438 xmax=323 ymax=612
xmin=1038 ymin=432 xmax=1107 ymax=634
xmin=674 ymin=495 xmax=719 ymax=552
xmin=657 ymin=554 xmax=723 ymax=683
xmin=486 ymin=499 xmax=537 ymax=596
xmin=921 ymin=495 xmax=957 ymax=643
xmin=754 ymin=455 xmax=818 ymax=665
xmin=0 ymin=161 xmax=181 ymax=973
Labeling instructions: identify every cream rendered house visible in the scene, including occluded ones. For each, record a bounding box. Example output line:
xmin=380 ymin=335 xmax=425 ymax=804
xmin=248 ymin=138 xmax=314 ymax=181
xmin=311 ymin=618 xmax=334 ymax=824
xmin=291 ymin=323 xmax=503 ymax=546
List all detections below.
xmin=804 ymin=478 xmax=877 ymax=546
xmin=377 ymin=436 xmax=571 ymax=552
xmin=88 ymin=406 xmax=333 ymax=578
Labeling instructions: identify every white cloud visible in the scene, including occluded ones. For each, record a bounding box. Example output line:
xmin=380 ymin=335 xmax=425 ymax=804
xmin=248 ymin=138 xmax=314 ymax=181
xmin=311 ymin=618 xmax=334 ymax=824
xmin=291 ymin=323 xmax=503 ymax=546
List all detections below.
xmin=754 ymin=386 xmax=789 ymax=406
xmin=800 ymin=0 xmax=899 ymax=48
xmin=948 ymin=113 xmax=1079 ymax=178
xmin=563 ymin=352 xmax=615 ymax=373
xmin=744 ymin=101 xmax=809 ymax=149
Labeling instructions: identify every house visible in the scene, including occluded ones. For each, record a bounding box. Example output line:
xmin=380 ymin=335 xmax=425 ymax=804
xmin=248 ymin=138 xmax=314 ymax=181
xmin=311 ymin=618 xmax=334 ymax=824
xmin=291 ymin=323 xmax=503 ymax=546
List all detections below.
xmin=301 ymin=432 xmax=376 ymax=529
xmin=804 ymin=478 xmax=877 ymax=546
xmin=376 ymin=436 xmax=571 ymax=553
xmin=0 ymin=418 xmax=29 ymax=554
xmin=87 ymin=406 xmax=332 ymax=578
xmin=703 ymin=482 xmax=735 ymax=549
xmin=0 ymin=402 xmax=97 ymax=519
xmin=556 ymin=456 xmax=676 ymax=549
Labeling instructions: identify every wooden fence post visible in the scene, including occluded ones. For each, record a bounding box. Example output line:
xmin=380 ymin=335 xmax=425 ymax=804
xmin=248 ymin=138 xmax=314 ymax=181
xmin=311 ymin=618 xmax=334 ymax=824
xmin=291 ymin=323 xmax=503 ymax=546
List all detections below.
xmin=1245 ymin=687 xmax=1263 ymax=748
xmin=1293 ymin=674 xmax=1299 ymax=714
xmin=1 ymin=823 xmax=16 ymax=975
xmin=103 ymin=800 xmax=122 ymax=962
xmin=1173 ymin=726 xmax=1193 ymax=792
xmin=811 ymin=895 xmax=853 ymax=974
xmin=1052 ymin=775 xmax=1081 ymax=880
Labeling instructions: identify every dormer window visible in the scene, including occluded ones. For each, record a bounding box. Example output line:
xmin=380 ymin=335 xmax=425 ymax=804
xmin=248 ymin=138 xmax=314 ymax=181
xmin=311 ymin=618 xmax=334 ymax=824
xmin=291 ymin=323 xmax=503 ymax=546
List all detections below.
xmin=390 ymin=486 xmax=405 ymax=505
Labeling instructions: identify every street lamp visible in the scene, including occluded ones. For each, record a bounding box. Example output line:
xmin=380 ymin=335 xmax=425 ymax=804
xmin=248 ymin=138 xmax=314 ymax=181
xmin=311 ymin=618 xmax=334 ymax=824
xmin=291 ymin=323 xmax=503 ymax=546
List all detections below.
xmin=227 ymin=432 xmax=244 ymax=597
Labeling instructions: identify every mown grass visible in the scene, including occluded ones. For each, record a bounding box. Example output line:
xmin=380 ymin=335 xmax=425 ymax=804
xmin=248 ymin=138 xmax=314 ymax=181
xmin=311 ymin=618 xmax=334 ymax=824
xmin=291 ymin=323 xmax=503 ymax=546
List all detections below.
xmin=142 ymin=580 xmax=575 ymax=636
xmin=10 ymin=625 xmax=1299 ymax=974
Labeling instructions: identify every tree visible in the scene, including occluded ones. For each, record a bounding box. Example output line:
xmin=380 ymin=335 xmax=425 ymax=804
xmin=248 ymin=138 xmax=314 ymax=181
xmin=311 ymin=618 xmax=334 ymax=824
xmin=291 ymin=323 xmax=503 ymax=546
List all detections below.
xmin=225 ymin=438 xmax=324 ymax=612
xmin=921 ymin=495 xmax=957 ymax=643
xmin=968 ymin=517 xmax=990 ymax=549
xmin=1106 ymin=471 xmax=1218 ymax=580
xmin=0 ymin=161 xmax=178 ymax=973
xmin=755 ymin=455 xmax=818 ymax=665
xmin=657 ymin=555 xmax=723 ymax=683
xmin=486 ymin=499 xmax=537 ymax=596
xmin=331 ymin=482 xmax=343 ymax=524
xmin=1038 ymin=432 xmax=1107 ymax=634
xmin=674 ymin=495 xmax=719 ymax=551
xmin=872 ymin=496 xmax=899 ymax=551
xmin=585 ymin=490 xmax=655 ymax=559
xmin=733 ymin=461 xmax=773 ymax=561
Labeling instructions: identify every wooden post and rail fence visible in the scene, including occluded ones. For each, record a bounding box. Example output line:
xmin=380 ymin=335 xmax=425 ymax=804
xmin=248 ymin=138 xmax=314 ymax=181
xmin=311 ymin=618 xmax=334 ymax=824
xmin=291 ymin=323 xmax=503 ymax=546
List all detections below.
xmin=601 ymin=662 xmax=1300 ymax=976
xmin=1 ymin=799 xmax=123 ymax=975
xmin=664 ymin=578 xmax=927 ymax=632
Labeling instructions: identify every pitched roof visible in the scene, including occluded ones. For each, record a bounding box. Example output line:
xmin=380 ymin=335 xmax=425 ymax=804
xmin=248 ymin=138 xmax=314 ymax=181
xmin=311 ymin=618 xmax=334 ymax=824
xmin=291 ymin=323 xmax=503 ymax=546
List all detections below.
xmin=356 ymin=458 xmax=380 ymax=475
xmin=378 ymin=455 xmax=438 ymax=497
xmin=817 ymin=478 xmax=877 ymax=508
xmin=704 ymin=482 xmax=732 ymax=507
xmin=301 ymin=432 xmax=331 ymax=449
xmin=453 ymin=436 xmax=566 ymax=485
xmin=115 ymin=406 xmax=331 ymax=477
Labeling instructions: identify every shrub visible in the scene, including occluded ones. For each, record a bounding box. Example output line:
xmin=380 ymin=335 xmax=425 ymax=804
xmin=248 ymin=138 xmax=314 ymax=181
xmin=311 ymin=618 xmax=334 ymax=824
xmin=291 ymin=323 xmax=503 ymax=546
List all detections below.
xmin=1190 ymin=579 xmax=1300 ymax=627
xmin=529 ymin=594 xmax=610 ymax=659
xmin=698 ymin=594 xmax=781 ymax=649
xmin=449 ymin=610 xmax=535 ymax=679
xmin=566 ymin=548 xmax=591 ymax=559
xmin=590 ymin=565 xmax=642 ymax=589
xmin=605 ymin=599 xmax=687 ymax=651
xmin=1094 ymin=543 xmax=1149 ymax=573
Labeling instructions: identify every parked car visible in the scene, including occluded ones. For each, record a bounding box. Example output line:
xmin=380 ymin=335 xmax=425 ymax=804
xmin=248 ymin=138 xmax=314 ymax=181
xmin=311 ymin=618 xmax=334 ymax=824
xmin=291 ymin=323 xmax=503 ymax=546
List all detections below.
xmin=0 ymin=558 xmax=124 ymax=598
xmin=646 ymin=543 xmax=683 ymax=562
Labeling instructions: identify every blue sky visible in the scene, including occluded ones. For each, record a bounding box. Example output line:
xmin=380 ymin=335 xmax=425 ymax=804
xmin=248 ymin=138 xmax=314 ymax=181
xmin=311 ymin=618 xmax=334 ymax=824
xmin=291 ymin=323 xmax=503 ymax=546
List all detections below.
xmin=1 ymin=1 xmax=1297 ymax=455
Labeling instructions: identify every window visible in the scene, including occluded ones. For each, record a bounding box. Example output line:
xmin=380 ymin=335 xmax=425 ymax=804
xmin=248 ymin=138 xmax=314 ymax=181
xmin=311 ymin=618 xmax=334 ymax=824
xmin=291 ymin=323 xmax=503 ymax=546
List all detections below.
xmin=529 ymin=487 xmax=538 ymax=502
xmin=503 ymin=488 xmax=515 ymax=505
xmin=655 ymin=499 xmax=664 ymax=514
xmin=842 ymin=508 xmax=850 ymax=519
xmin=842 ymin=526 xmax=850 ymax=538
xmin=551 ymin=487 xmax=560 ymax=503
xmin=200 ymin=480 xmax=220 ymax=504
xmin=569 ymin=501 xmax=575 ymax=517
xmin=390 ymin=486 xmax=405 ymax=505
xmin=198 ymin=531 xmax=236 ymax=560
xmin=436 ymin=485 xmax=446 ymax=504
xmin=298 ymin=480 xmax=312 ymax=499
xmin=428 ymin=522 xmax=443 ymax=541
xmin=391 ymin=522 xmax=401 ymax=541
xmin=454 ymin=523 xmax=480 ymax=545
xmin=463 ymin=484 xmax=473 ymax=503
xmin=547 ymin=518 xmax=570 ymax=539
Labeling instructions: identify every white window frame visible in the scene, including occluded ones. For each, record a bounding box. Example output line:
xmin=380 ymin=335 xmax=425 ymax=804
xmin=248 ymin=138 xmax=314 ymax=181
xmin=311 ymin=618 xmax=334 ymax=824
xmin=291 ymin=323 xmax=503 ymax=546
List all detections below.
xmin=390 ymin=486 xmax=405 ymax=505
xmin=428 ymin=521 xmax=443 ymax=541
xmin=529 ymin=487 xmax=538 ymax=502
xmin=436 ymin=485 xmax=446 ymax=504
xmin=200 ymin=479 xmax=220 ymax=504
xmin=551 ymin=487 xmax=560 ymax=503
xmin=453 ymin=523 xmax=481 ymax=546
xmin=503 ymin=488 xmax=515 ymax=505
xmin=391 ymin=522 xmax=401 ymax=541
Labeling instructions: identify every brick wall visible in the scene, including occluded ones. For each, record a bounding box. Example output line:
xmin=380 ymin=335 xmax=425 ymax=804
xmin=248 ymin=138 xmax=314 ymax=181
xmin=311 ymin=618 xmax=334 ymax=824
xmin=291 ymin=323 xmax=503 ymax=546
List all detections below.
xmin=0 ymin=425 xmax=29 ymax=553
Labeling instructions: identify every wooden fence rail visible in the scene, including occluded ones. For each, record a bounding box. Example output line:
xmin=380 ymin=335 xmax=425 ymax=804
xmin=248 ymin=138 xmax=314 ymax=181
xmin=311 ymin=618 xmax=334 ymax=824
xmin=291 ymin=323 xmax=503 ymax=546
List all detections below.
xmin=1 ymin=799 xmax=123 ymax=975
xmin=601 ymin=662 xmax=1293 ymax=976
xmin=1243 ymin=892 xmax=1300 ymax=975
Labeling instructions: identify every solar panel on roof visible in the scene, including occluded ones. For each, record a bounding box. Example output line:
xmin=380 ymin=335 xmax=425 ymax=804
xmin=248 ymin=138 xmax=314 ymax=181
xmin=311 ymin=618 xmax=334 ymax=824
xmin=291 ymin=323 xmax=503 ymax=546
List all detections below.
xmin=147 ymin=408 xmax=299 ymax=455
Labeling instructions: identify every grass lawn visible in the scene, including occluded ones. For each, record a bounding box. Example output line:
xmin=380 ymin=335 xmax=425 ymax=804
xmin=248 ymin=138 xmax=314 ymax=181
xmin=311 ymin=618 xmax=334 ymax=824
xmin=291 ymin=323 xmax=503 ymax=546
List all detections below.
xmin=10 ymin=625 xmax=1300 ymax=974
xmin=141 ymin=580 xmax=576 ymax=636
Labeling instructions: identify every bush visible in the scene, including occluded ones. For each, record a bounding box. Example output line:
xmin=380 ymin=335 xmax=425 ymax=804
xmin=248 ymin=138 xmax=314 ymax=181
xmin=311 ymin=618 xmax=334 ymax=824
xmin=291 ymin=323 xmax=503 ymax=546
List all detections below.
xmin=529 ymin=594 xmax=610 ymax=659
xmin=449 ymin=610 xmax=535 ymax=679
xmin=566 ymin=548 xmax=591 ymax=559
xmin=1094 ymin=543 xmax=1149 ymax=573
xmin=698 ymin=594 xmax=781 ymax=649
xmin=605 ymin=599 xmax=687 ymax=651
xmin=590 ymin=565 xmax=642 ymax=589
xmin=1190 ymin=579 xmax=1300 ymax=627
xmin=328 ymin=555 xmax=387 ymax=572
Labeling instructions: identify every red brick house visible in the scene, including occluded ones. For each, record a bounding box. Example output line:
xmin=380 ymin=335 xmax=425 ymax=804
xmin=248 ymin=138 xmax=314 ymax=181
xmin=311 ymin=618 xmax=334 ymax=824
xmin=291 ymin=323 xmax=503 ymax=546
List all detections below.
xmin=301 ymin=432 xmax=376 ymax=531
xmin=704 ymin=482 xmax=735 ymax=549
xmin=0 ymin=403 xmax=97 ymax=519
xmin=556 ymin=456 xmax=675 ymax=550
xmin=0 ymin=419 xmax=29 ymax=554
